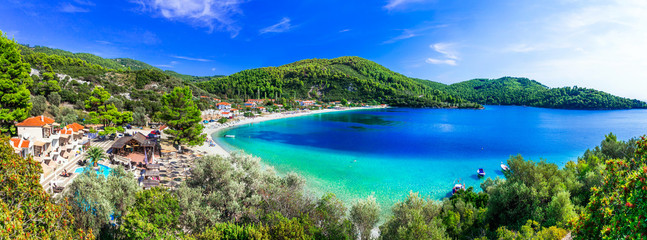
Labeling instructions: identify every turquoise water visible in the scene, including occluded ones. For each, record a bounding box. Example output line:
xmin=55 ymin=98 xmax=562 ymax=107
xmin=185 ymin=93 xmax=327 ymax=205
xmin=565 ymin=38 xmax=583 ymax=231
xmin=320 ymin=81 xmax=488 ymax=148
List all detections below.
xmin=74 ymin=164 xmax=111 ymax=178
xmin=215 ymin=106 xmax=647 ymax=210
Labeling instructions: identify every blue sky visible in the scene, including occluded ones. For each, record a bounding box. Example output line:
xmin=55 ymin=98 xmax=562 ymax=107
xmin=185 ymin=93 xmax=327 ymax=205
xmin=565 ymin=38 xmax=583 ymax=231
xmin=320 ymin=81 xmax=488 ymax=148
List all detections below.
xmin=2 ymin=0 xmax=646 ymax=100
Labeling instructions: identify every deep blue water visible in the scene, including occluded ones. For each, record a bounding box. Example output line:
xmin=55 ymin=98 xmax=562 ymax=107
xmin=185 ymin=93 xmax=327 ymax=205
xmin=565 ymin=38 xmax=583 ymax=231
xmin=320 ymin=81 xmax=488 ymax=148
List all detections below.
xmin=215 ymin=106 xmax=647 ymax=210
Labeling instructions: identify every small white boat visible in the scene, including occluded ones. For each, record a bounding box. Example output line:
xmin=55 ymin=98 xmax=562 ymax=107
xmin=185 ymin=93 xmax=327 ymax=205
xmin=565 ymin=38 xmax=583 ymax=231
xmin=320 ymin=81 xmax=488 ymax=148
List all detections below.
xmin=452 ymin=183 xmax=465 ymax=195
xmin=224 ymin=135 xmax=236 ymax=138
xmin=477 ymin=168 xmax=485 ymax=177
xmin=501 ymin=162 xmax=510 ymax=171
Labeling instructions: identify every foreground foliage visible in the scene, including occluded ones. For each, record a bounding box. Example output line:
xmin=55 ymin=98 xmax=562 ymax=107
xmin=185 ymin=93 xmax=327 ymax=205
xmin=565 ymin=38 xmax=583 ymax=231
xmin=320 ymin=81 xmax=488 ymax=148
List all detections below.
xmin=0 ymin=135 xmax=92 ymax=239
xmin=574 ymin=136 xmax=647 ymax=239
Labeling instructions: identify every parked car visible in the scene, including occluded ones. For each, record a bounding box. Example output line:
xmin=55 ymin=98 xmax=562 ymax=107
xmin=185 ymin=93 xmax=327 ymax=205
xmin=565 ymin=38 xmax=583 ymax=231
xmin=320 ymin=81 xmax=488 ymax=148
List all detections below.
xmin=109 ymin=134 xmax=116 ymax=140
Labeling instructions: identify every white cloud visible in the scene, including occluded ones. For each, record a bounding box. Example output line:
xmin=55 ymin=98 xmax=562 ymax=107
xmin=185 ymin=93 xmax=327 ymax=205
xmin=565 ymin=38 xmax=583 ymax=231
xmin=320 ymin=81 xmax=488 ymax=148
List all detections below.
xmin=155 ymin=64 xmax=174 ymax=68
xmin=383 ymin=24 xmax=448 ymax=44
xmin=384 ymin=0 xmax=428 ymax=10
xmin=383 ymin=29 xmax=418 ymax=44
xmin=211 ymin=67 xmax=217 ymax=71
xmin=132 ymin=0 xmax=245 ymax=37
xmin=425 ymin=42 xmax=458 ymax=66
xmin=95 ymin=40 xmax=113 ymax=45
xmin=73 ymin=0 xmax=95 ymax=6
xmin=259 ymin=17 xmax=292 ymax=34
xmin=172 ymin=55 xmax=211 ymax=62
xmin=60 ymin=2 xmax=90 ymax=13
xmin=339 ymin=29 xmax=351 ymax=33
xmin=430 ymin=43 xmax=458 ymax=60
xmin=426 ymin=58 xmax=456 ymax=66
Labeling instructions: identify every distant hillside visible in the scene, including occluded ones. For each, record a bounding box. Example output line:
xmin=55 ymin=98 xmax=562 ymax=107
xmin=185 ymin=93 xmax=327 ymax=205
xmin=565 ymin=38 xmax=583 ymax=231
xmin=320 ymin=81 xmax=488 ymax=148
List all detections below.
xmin=197 ymin=57 xmax=481 ymax=108
xmin=163 ymin=70 xmax=224 ymax=83
xmin=440 ymin=77 xmax=647 ymax=109
xmin=20 ymin=45 xmax=157 ymax=71
xmin=18 ymin=44 xmax=211 ymax=118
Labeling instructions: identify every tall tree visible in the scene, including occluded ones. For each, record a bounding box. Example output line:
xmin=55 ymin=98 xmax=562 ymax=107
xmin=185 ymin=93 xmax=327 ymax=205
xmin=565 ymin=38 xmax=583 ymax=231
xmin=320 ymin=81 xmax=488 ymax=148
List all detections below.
xmin=0 ymin=32 xmax=32 ymax=135
xmin=29 ymin=95 xmax=47 ymax=116
xmin=0 ymin=135 xmax=93 ymax=239
xmin=85 ymin=146 xmax=105 ymax=167
xmin=159 ymin=86 xmax=205 ymax=147
xmin=85 ymin=86 xmax=132 ymax=130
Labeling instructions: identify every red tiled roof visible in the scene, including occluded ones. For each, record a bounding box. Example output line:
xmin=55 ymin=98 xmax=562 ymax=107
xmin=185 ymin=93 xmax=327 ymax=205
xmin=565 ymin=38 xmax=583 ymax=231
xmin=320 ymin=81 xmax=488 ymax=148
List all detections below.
xmin=15 ymin=116 xmax=55 ymax=127
xmin=217 ymin=102 xmax=231 ymax=105
xmin=10 ymin=138 xmax=29 ymax=148
xmin=60 ymin=128 xmax=74 ymax=135
xmin=66 ymin=123 xmax=84 ymax=132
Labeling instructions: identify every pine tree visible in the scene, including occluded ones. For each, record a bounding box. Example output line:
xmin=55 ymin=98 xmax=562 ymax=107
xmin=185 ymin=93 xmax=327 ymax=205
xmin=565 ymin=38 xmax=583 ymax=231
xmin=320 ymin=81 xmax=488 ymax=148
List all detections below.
xmin=159 ymin=87 xmax=205 ymax=147
xmin=0 ymin=31 xmax=32 ymax=135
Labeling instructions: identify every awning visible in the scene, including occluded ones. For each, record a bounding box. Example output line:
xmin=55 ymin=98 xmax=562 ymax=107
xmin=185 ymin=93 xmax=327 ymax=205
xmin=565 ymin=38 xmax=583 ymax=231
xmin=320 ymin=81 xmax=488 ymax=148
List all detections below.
xmin=34 ymin=141 xmax=46 ymax=147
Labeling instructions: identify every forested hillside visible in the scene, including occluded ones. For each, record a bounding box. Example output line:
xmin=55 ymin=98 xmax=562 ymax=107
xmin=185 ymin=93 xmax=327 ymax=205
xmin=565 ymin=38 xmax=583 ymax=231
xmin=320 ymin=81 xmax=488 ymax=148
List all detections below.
xmin=197 ymin=57 xmax=481 ymax=108
xmin=21 ymin=45 xmax=157 ymax=71
xmin=17 ymin=44 xmax=212 ymax=123
xmin=440 ymin=77 xmax=647 ymax=109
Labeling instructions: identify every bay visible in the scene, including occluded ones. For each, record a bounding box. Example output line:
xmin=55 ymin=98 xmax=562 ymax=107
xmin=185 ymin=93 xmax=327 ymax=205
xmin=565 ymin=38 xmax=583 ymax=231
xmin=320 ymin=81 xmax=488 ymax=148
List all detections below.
xmin=214 ymin=106 xmax=647 ymax=211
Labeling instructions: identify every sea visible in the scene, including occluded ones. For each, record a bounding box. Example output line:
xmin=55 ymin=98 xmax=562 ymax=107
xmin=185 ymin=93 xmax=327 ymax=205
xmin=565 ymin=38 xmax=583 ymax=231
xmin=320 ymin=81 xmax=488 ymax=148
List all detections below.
xmin=214 ymin=105 xmax=647 ymax=212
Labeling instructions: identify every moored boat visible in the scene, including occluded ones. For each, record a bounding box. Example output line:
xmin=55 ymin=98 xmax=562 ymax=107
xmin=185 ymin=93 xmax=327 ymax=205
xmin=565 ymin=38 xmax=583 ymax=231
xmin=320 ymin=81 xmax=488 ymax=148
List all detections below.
xmin=225 ymin=135 xmax=236 ymax=138
xmin=477 ymin=168 xmax=485 ymax=177
xmin=501 ymin=162 xmax=510 ymax=171
xmin=452 ymin=183 xmax=465 ymax=195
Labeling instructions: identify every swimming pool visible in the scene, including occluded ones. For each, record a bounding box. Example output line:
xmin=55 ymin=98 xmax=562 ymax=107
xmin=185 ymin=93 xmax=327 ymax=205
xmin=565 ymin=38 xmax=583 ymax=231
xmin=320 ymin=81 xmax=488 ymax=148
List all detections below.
xmin=74 ymin=164 xmax=111 ymax=178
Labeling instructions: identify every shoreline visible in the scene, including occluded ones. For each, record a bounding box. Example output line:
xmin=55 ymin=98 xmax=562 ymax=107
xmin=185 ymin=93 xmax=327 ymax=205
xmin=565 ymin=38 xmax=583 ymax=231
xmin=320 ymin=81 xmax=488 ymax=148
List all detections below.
xmin=191 ymin=106 xmax=385 ymax=157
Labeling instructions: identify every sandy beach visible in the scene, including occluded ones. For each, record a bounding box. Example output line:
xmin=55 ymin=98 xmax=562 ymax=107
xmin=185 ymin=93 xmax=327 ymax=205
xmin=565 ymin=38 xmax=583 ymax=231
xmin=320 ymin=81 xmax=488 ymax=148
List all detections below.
xmin=192 ymin=107 xmax=381 ymax=157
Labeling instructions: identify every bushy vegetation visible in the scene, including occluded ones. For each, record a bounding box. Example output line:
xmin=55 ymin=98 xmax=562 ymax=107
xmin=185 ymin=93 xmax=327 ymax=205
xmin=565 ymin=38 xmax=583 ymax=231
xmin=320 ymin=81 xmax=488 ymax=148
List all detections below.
xmin=0 ymin=135 xmax=93 ymax=239
xmin=439 ymin=77 xmax=647 ymax=109
xmin=2 ymin=128 xmax=646 ymax=239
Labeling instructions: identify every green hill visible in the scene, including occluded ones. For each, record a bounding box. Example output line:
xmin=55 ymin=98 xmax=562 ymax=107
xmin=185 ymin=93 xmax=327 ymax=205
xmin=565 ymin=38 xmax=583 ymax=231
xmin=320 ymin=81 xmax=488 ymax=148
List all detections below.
xmin=17 ymin=42 xmax=643 ymax=110
xmin=440 ymin=77 xmax=647 ymax=109
xmin=18 ymin=45 xmax=211 ymax=119
xmin=196 ymin=56 xmax=481 ymax=108
xmin=20 ymin=45 xmax=158 ymax=71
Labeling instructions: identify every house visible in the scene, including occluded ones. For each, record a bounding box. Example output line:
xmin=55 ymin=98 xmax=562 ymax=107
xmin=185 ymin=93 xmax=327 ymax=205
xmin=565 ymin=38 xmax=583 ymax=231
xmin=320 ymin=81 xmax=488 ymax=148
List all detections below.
xmin=248 ymin=99 xmax=272 ymax=104
xmin=16 ymin=115 xmax=56 ymax=141
xmin=221 ymin=112 xmax=231 ymax=118
xmin=109 ymin=132 xmax=157 ymax=157
xmin=257 ymin=107 xmax=266 ymax=112
xmin=10 ymin=137 xmax=32 ymax=158
xmin=230 ymin=108 xmax=240 ymax=117
xmin=296 ymin=100 xmax=315 ymax=107
xmin=217 ymin=102 xmax=231 ymax=110
xmin=15 ymin=115 xmax=60 ymax=158
xmin=244 ymin=101 xmax=257 ymax=108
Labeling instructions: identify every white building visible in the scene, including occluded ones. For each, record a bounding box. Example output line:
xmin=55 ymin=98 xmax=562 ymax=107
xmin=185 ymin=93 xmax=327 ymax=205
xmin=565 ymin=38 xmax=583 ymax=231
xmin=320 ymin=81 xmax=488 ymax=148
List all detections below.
xmin=217 ymin=102 xmax=231 ymax=110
